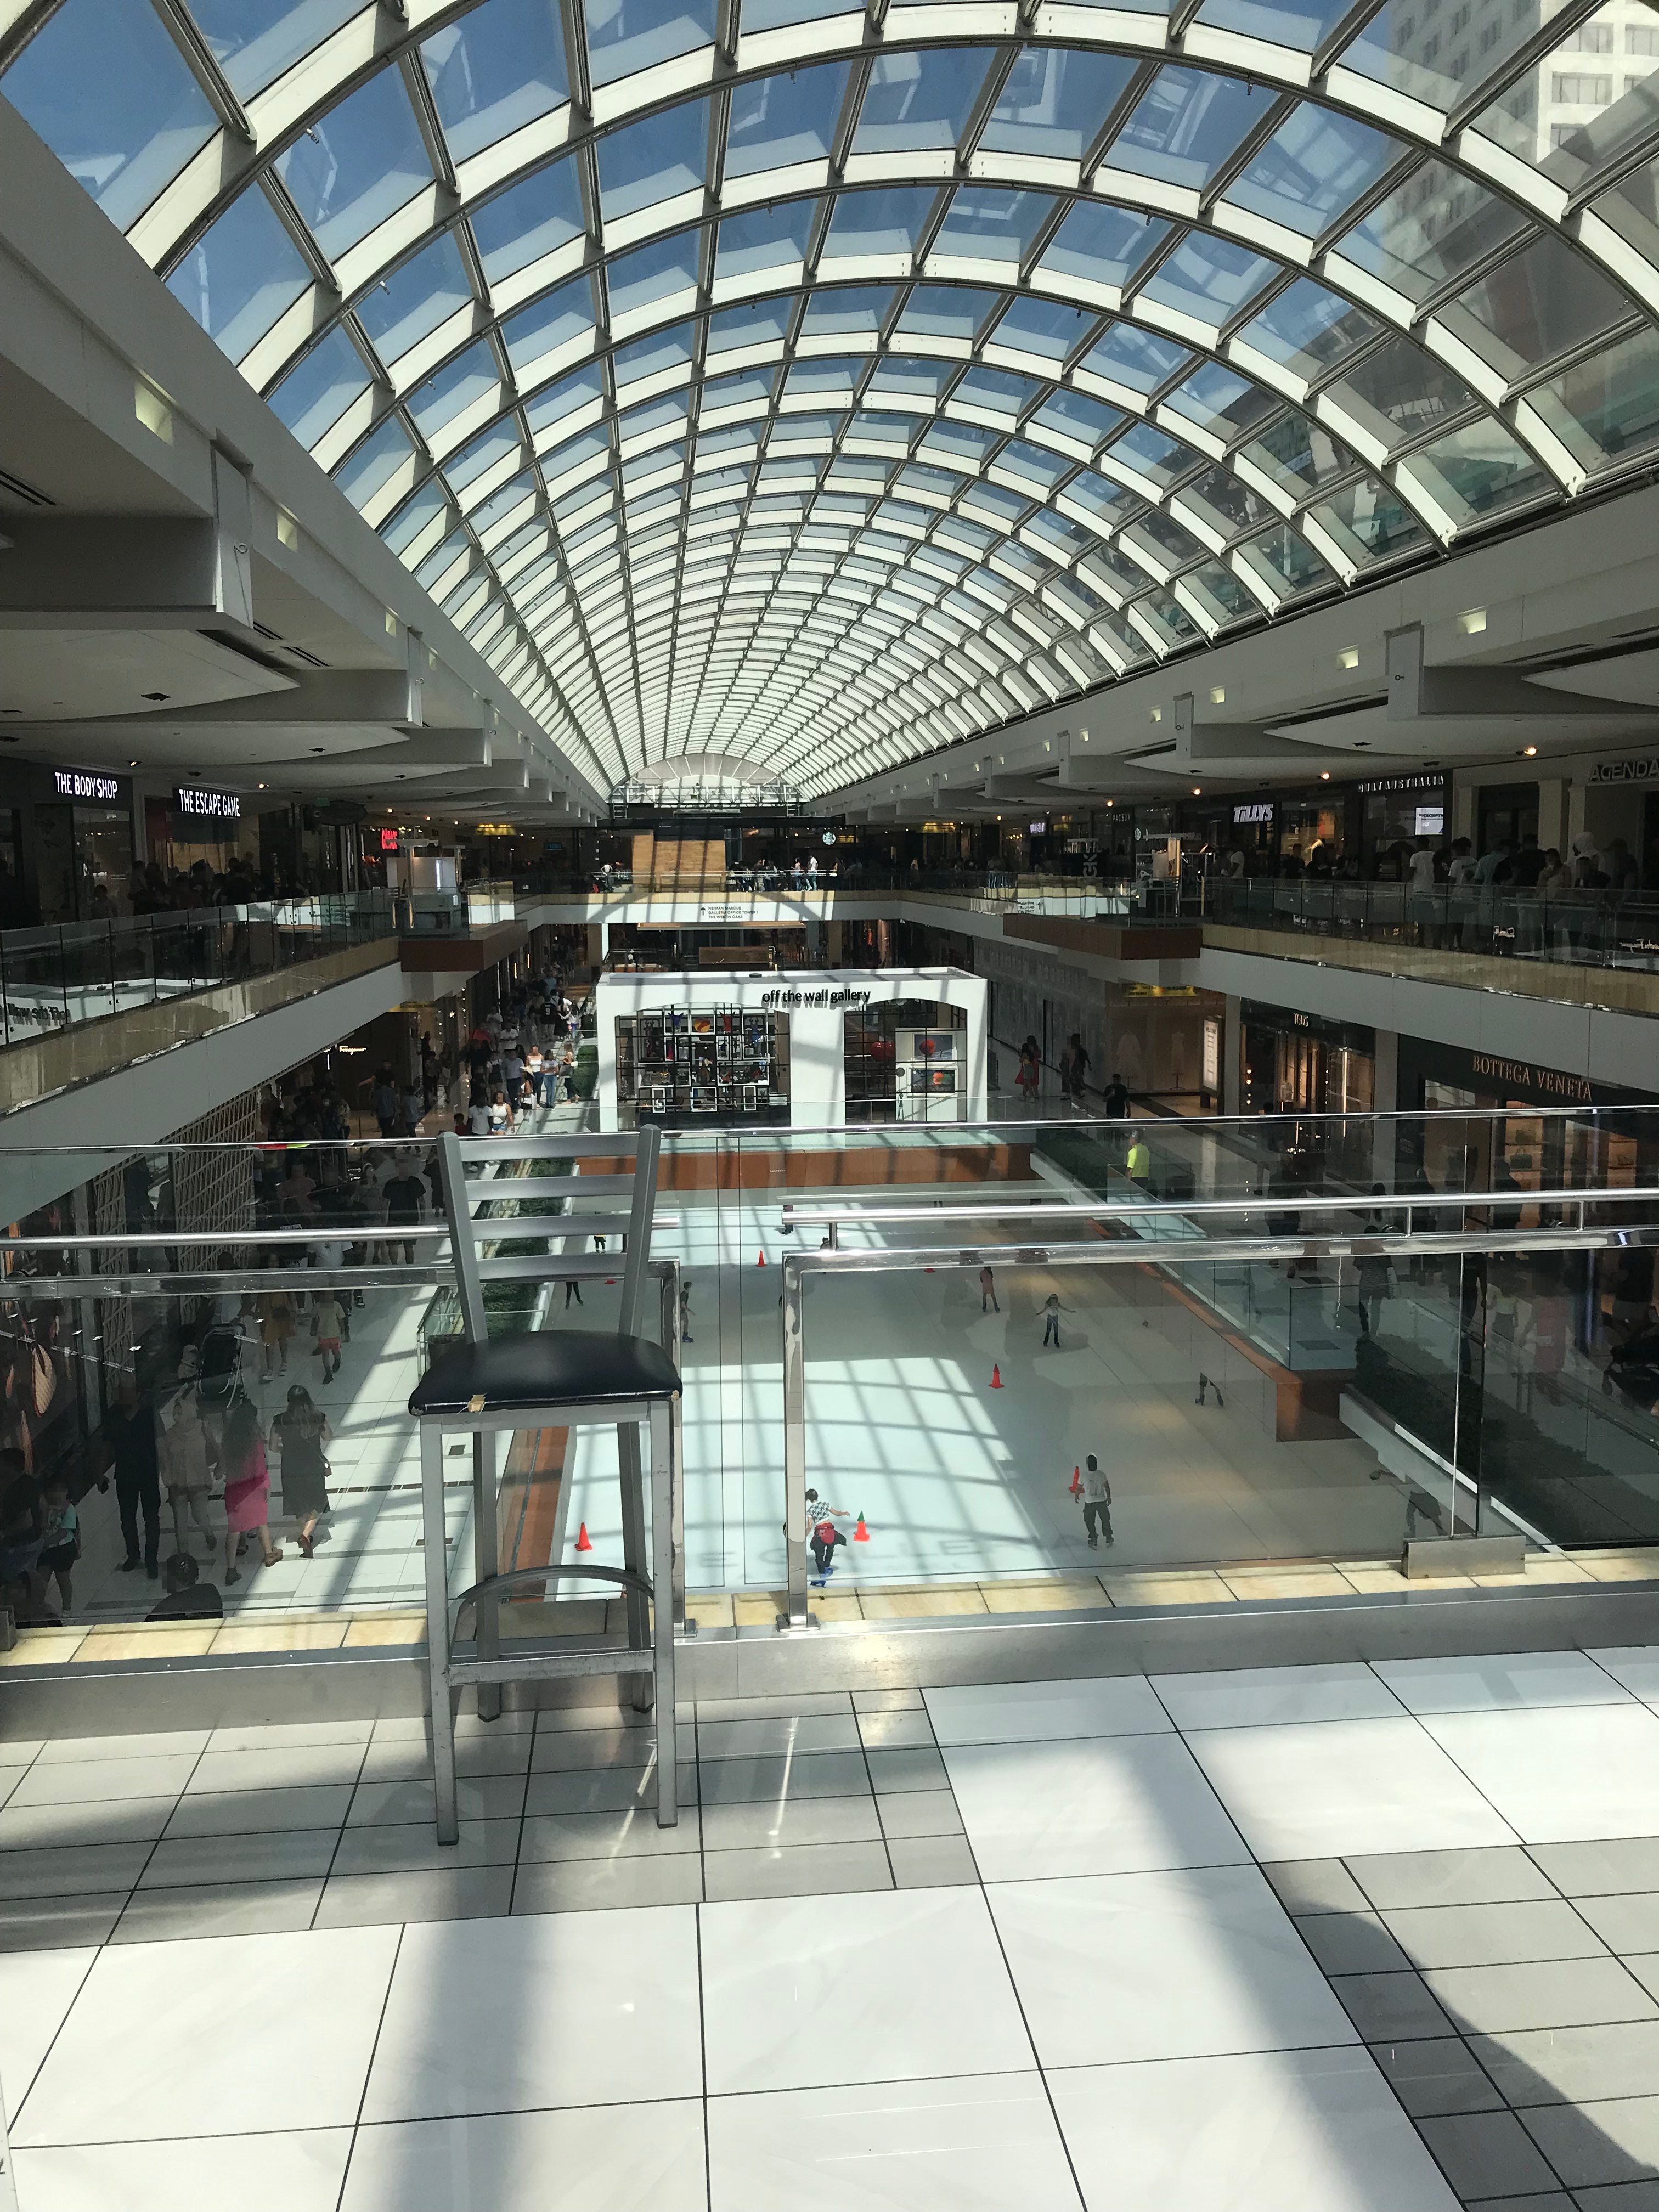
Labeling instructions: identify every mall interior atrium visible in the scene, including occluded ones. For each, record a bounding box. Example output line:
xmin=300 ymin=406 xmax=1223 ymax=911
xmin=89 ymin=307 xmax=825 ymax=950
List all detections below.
xmin=5 ymin=0 xmax=1659 ymax=2206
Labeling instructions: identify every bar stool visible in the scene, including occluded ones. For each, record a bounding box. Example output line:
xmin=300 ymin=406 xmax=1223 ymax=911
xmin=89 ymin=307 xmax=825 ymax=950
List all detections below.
xmin=408 ymin=1127 xmax=681 ymax=1843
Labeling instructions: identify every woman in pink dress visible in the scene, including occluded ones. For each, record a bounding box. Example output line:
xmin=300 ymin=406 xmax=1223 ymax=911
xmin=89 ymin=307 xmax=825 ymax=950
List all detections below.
xmin=220 ymin=1398 xmax=283 ymax=1584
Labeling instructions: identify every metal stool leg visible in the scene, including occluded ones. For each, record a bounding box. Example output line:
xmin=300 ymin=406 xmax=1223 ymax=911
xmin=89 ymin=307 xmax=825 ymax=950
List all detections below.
xmin=617 ymin=1419 xmax=652 ymax=1713
xmin=421 ymin=1423 xmax=459 ymax=1846
xmin=473 ymin=1430 xmax=501 ymax=1725
xmin=649 ymin=1397 xmax=678 ymax=1826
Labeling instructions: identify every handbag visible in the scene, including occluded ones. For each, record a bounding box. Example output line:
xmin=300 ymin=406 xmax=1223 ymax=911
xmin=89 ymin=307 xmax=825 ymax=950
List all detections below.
xmin=22 ymin=1329 xmax=55 ymax=1420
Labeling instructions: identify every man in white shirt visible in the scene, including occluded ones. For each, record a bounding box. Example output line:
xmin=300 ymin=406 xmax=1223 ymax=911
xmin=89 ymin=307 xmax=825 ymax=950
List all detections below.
xmin=1079 ymin=1455 xmax=1113 ymax=1549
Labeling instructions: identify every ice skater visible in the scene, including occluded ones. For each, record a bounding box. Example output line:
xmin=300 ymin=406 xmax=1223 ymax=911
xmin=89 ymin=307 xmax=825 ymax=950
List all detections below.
xmin=805 ymin=1488 xmax=850 ymax=1584
xmin=679 ymin=1277 xmax=693 ymax=1343
xmin=1041 ymin=1292 xmax=1068 ymax=1348
xmin=1078 ymin=1454 xmax=1113 ymax=1549
xmin=980 ymin=1263 xmax=999 ymax=1313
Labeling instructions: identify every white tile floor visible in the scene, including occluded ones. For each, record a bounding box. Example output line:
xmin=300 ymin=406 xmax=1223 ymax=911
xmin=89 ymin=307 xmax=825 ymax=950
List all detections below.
xmin=9 ymin=1646 xmax=1659 ymax=2209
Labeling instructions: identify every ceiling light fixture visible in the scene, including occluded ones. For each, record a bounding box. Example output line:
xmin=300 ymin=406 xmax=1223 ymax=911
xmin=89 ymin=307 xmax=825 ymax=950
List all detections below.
xmin=1521 ymin=744 xmax=1538 ymax=757
xmin=1209 ymin=686 xmax=1225 ymax=705
xmin=1320 ymin=770 xmax=1331 ymax=780
xmin=1459 ymin=608 xmax=1488 ymax=635
xmin=1338 ymin=647 xmax=1359 ymax=671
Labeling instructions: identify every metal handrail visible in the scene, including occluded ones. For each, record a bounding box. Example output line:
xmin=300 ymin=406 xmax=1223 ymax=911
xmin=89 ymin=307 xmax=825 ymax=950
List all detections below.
xmin=781 ymin=1186 xmax=1659 ymax=1229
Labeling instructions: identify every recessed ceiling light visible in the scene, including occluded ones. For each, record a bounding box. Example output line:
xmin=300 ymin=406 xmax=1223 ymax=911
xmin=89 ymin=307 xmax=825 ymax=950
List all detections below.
xmin=1192 ymin=786 xmax=1201 ymax=795
xmin=1320 ymin=770 xmax=1331 ymax=780
xmin=1459 ymin=608 xmax=1487 ymax=635
xmin=1337 ymin=647 xmax=1359 ymax=671
xmin=128 ymin=759 xmax=139 ymax=767
xmin=1209 ymin=686 xmax=1226 ymax=705
xmin=1521 ymin=744 xmax=1538 ymax=757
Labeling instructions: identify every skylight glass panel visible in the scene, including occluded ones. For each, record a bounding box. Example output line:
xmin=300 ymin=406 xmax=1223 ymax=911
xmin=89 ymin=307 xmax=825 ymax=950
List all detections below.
xmin=1107 ymin=421 xmax=1198 ymax=488
xmin=336 ymin=413 xmax=417 ymax=509
xmin=595 ymin=100 xmax=710 ymax=223
xmin=1108 ymin=68 xmax=1269 ymax=195
xmin=800 ymin=286 xmax=895 ymax=338
xmin=1161 ymin=362 xmax=1276 ymax=442
xmin=701 ymin=368 xmax=779 ymax=413
xmin=1234 ymin=280 xmax=1378 ymax=383
xmin=1398 ymin=425 xmax=1552 ymax=528
xmin=502 ymin=275 xmax=597 ymax=376
xmin=980 ymin=48 xmax=1136 ymax=165
xmin=1328 ymin=337 xmax=1477 ymax=448
xmin=953 ymin=364 xmax=1042 ymax=417
xmin=707 ymin=301 xmax=792 ymax=356
xmin=1136 ymin=235 xmax=1277 ymax=331
xmin=998 ymin=439 xmax=1068 ymax=490
xmin=606 ymin=229 xmax=702 ymax=320
xmin=582 ymin=0 xmax=716 ymax=89
xmin=276 ymin=71 xmax=433 ymax=263
xmin=269 ymin=324 xmax=372 ymax=448
xmin=822 ymin=187 xmax=937 ymax=262
xmin=1031 ymin=388 xmax=1124 ymax=450
xmin=613 ymin=322 xmax=696 ymax=391
xmin=470 ymin=163 xmax=586 ymax=284
xmin=168 ymin=188 xmax=311 ymax=364
xmin=1078 ymin=321 xmax=1190 ymax=394
xmin=1226 ymin=107 xmax=1401 ymax=241
xmin=990 ymin=295 xmax=1096 ymax=366
xmin=726 ymin=63 xmax=850 ymax=177
xmin=1345 ymin=0 xmax=1561 ymax=136
xmin=869 ymin=358 xmax=953 ymax=405
xmin=1443 ymin=234 xmax=1630 ymax=382
xmin=852 ymin=47 xmax=996 ymax=156
xmin=932 ymin=187 xmax=1057 ymax=269
xmin=1189 ymin=0 xmax=1354 ymax=57
xmin=447 ymin=419 xmax=523 ymax=492
xmin=527 ymin=369 xmax=605 ymax=439
xmin=893 ymin=287 xmax=998 ymax=345
xmin=382 ymin=479 xmax=449 ymax=556
xmin=1307 ymin=475 xmax=1430 ymax=562
xmin=1336 ymin=164 xmax=1527 ymax=309
xmin=421 ymin=0 xmax=569 ymax=165
xmin=1036 ymin=203 xmax=1167 ymax=300
xmin=1527 ymin=326 xmax=1659 ymax=476
xmin=192 ymin=0 xmax=365 ymax=97
xmin=714 ymin=197 xmax=816 ymax=287
xmin=917 ymin=421 xmax=995 ymax=466
xmin=356 ymin=233 xmax=473 ymax=367
xmin=1 ymin=0 xmax=217 ymax=234
xmin=784 ymin=356 xmax=862 ymax=398
xmin=407 ymin=340 xmax=499 ymax=441
xmin=1239 ymin=410 xmax=1356 ymax=496
xmin=1181 ymin=464 xmax=1277 ymax=537
xmin=1477 ymin=22 xmax=1659 ymax=198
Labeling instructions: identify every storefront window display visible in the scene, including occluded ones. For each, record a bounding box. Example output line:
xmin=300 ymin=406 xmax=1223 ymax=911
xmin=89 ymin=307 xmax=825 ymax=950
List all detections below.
xmin=1242 ymin=1001 xmax=1375 ymax=1182
xmin=614 ymin=1004 xmax=789 ymax=1128
xmin=1358 ymin=775 xmax=1447 ymax=877
xmin=35 ymin=771 xmax=135 ymax=921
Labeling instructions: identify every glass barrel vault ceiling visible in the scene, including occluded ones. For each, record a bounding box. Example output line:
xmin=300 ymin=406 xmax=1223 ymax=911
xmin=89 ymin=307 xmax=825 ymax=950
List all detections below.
xmin=7 ymin=0 xmax=1659 ymax=797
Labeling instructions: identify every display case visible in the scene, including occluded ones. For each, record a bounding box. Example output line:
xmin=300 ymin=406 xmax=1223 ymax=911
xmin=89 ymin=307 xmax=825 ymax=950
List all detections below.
xmin=614 ymin=1003 xmax=789 ymax=1126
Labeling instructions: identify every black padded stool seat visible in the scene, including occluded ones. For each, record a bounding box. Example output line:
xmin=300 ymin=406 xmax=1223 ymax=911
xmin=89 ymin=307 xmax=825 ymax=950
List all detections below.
xmin=409 ymin=1332 xmax=681 ymax=1417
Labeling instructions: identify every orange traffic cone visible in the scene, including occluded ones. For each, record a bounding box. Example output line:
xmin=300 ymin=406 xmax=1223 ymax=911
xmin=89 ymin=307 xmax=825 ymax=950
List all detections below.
xmin=757 ymin=1248 xmax=766 ymax=1267
xmin=1070 ymin=1465 xmax=1082 ymax=1497
xmin=574 ymin=1521 xmax=593 ymax=1553
xmin=853 ymin=1512 xmax=870 ymax=1542
xmin=990 ymin=1363 xmax=1004 ymax=1389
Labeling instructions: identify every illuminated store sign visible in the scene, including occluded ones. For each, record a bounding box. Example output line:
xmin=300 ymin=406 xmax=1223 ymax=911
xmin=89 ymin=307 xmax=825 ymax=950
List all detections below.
xmin=53 ymin=769 xmax=123 ymax=802
xmin=176 ymin=785 xmax=240 ymax=821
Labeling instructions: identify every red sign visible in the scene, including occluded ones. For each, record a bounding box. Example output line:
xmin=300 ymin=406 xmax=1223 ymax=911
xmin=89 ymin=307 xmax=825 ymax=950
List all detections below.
xmin=379 ymin=828 xmax=399 ymax=853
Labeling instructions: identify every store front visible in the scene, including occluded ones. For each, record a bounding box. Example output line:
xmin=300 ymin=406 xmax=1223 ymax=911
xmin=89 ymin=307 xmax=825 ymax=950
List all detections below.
xmin=144 ymin=783 xmax=248 ymax=885
xmin=1242 ymin=1000 xmax=1375 ymax=1180
xmin=597 ymin=967 xmax=988 ymax=1130
xmin=34 ymin=768 xmax=135 ymax=921
xmin=1356 ymin=773 xmax=1447 ymax=878
xmin=1396 ymin=1037 xmax=1659 ymax=1198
